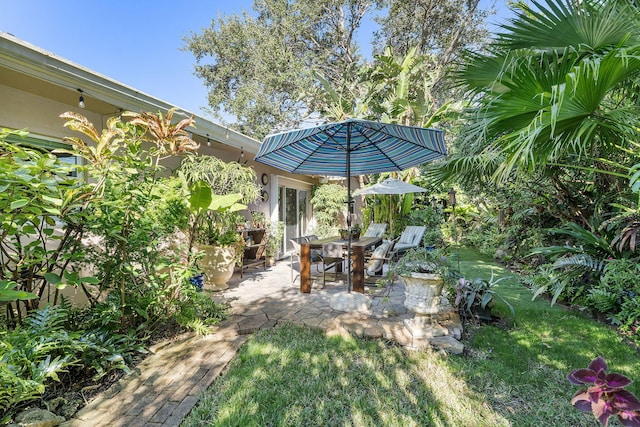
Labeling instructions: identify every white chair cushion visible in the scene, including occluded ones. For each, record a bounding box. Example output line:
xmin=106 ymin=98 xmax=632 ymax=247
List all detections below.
xmin=366 ymin=241 xmax=391 ymax=275
xmin=398 ymin=226 xmax=426 ymax=245
xmin=364 ymin=223 xmax=388 ymax=238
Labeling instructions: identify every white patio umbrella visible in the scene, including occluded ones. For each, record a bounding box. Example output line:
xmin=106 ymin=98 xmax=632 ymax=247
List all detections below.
xmin=353 ymin=177 xmax=429 ymax=230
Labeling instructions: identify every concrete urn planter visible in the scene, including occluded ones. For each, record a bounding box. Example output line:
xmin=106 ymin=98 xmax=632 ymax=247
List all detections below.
xmin=197 ymin=245 xmax=235 ymax=291
xmin=401 ymin=272 xmax=445 ymax=315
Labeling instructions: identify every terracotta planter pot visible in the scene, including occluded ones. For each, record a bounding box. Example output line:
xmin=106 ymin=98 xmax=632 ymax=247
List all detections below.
xmin=197 ymin=244 xmax=236 ymax=291
xmin=401 ymin=272 xmax=445 ymax=315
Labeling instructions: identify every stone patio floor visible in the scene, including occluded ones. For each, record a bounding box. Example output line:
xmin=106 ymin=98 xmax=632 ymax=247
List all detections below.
xmin=63 ymin=260 xmax=462 ymax=427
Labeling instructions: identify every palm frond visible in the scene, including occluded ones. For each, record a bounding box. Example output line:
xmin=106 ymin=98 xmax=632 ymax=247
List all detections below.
xmin=499 ymin=0 xmax=640 ymax=53
xmin=453 ymin=0 xmax=640 ymax=186
xmin=552 ymin=254 xmax=606 ymax=273
xmin=421 ymin=149 xmax=504 ymax=187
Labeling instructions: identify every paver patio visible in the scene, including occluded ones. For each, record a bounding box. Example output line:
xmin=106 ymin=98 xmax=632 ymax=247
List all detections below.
xmin=64 ymin=260 xmax=461 ymax=426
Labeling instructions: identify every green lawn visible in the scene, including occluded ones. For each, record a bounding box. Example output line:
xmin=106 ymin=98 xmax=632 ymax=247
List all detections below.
xmin=181 ymin=248 xmax=639 ymax=426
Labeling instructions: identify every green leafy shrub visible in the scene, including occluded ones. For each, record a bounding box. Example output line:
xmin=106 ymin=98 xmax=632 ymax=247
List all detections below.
xmin=463 ymin=225 xmax=506 ymax=259
xmin=616 ymin=298 xmax=640 ymax=346
xmin=310 ymin=183 xmax=347 ymax=237
xmin=0 ymin=304 xmax=146 ymax=419
xmin=587 ymin=259 xmax=640 ymax=313
xmin=587 ymin=288 xmax=620 ymax=314
xmin=176 ymin=285 xmax=229 ymax=334
xmin=0 ymin=129 xmax=93 ymax=317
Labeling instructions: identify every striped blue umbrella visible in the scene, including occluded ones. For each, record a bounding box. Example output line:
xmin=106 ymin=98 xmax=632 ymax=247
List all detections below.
xmin=255 ymin=118 xmax=446 ymax=291
xmin=255 ymin=119 xmax=446 ymax=177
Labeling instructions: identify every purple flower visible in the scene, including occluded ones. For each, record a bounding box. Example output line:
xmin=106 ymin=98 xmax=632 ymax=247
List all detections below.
xmin=454 ymin=277 xmax=467 ymax=306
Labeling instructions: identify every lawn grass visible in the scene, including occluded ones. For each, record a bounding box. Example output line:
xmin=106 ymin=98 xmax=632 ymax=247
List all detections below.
xmin=181 ymin=248 xmax=640 ymax=426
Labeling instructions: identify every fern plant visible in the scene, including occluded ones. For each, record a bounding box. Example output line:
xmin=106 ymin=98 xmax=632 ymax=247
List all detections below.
xmin=0 ymin=303 xmax=148 ymax=419
xmin=527 ymin=222 xmax=614 ymax=305
xmin=0 ymin=305 xmax=75 ymax=417
xmin=587 ymin=288 xmax=619 ymax=314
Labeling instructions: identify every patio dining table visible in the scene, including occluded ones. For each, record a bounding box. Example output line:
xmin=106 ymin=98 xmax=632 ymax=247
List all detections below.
xmin=300 ymin=236 xmax=382 ymax=293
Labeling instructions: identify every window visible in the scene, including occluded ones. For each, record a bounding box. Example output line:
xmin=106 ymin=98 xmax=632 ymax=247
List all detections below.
xmin=4 ymin=132 xmax=80 ymax=176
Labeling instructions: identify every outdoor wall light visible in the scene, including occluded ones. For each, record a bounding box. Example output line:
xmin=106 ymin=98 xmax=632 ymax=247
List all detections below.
xmin=206 ymin=133 xmax=211 ymax=147
xmin=77 ymin=89 xmax=85 ymax=108
xmin=238 ymin=147 xmax=247 ymax=165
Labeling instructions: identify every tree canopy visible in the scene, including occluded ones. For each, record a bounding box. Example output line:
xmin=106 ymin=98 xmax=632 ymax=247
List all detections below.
xmin=183 ymin=0 xmax=491 ymax=140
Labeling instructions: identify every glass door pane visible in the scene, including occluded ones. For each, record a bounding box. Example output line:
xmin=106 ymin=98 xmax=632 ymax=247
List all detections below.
xmin=281 ymin=186 xmax=309 ymax=253
xmin=284 ymin=187 xmax=297 ymax=252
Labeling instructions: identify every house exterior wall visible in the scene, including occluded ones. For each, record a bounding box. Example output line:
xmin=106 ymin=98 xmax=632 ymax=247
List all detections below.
xmin=0 ymin=33 xmax=331 ymax=263
xmin=1 ymin=83 xmax=102 ymax=139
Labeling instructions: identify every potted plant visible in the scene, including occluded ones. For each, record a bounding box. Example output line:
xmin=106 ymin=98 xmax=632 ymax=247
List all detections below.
xmin=339 ymin=223 xmax=362 ymax=240
xmin=339 ymin=228 xmax=349 ymax=240
xmin=184 ymin=179 xmax=247 ymax=291
xmin=178 ymin=155 xmax=261 ymax=290
xmin=453 ymin=272 xmax=514 ymax=321
xmin=251 ymin=210 xmax=266 ymax=229
xmin=393 ymin=247 xmax=458 ymax=314
xmin=265 ymin=221 xmax=284 ymax=267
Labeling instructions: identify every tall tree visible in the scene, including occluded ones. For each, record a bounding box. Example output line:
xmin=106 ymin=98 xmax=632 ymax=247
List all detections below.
xmin=184 ymin=0 xmax=489 ymax=140
xmin=184 ymin=0 xmax=382 ymax=140
xmin=374 ymin=0 xmax=492 ymax=101
xmin=374 ymin=0 xmax=491 ymax=61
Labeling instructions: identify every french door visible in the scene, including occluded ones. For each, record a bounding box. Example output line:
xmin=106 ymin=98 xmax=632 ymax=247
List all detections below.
xmin=280 ymin=186 xmax=309 ymax=254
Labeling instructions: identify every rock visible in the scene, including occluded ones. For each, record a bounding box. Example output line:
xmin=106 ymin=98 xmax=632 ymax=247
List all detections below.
xmin=329 ymin=292 xmax=371 ymax=312
xmin=13 ymin=408 xmax=65 ymax=427
xmin=430 ymin=335 xmax=465 ymax=355
xmin=403 ymin=316 xmax=447 ymax=338
xmin=45 ymin=394 xmax=82 ymax=419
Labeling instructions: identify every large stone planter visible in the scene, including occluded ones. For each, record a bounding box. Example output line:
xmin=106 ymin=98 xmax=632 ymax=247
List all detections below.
xmin=197 ymin=244 xmax=235 ymax=291
xmin=401 ymin=272 xmax=445 ymax=315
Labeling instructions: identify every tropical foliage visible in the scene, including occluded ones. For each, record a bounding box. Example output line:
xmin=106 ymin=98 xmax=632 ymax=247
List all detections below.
xmin=414 ymin=0 xmax=640 ymax=345
xmin=310 ymin=183 xmax=347 ymax=237
xmin=0 ymin=111 xmax=230 ymax=419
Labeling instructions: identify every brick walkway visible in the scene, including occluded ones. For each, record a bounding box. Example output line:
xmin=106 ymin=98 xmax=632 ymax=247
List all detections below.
xmin=64 ymin=261 xmax=462 ymax=427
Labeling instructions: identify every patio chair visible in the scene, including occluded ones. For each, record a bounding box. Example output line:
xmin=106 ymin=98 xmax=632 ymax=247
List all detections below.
xmin=363 ymin=223 xmax=388 ymax=238
xmin=318 ymin=242 xmax=345 ymax=286
xmin=289 ymin=237 xmax=323 ymax=284
xmin=390 ymin=225 xmax=427 ymax=260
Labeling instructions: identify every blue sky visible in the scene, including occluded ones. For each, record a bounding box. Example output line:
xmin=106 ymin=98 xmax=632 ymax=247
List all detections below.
xmin=1 ymin=0 xmax=512 ymax=120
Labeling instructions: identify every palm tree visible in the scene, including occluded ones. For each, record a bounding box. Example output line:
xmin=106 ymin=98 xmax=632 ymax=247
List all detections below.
xmin=425 ymin=0 xmax=640 ymax=225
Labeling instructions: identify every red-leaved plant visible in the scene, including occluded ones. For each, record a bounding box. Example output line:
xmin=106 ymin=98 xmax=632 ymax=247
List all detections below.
xmin=568 ymin=356 xmax=640 ymax=426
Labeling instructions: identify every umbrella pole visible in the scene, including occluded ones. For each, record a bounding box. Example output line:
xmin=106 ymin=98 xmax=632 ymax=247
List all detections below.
xmin=346 ymin=125 xmax=352 ymax=293
xmin=389 ymin=195 xmax=393 ymax=233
